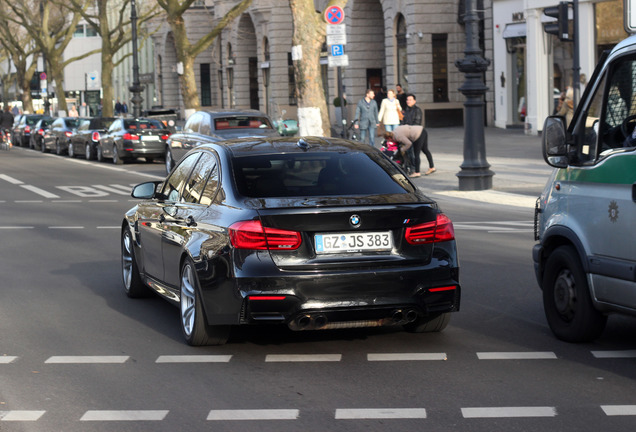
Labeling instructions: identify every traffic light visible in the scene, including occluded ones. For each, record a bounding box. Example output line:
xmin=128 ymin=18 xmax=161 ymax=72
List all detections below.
xmin=544 ymin=2 xmax=570 ymax=41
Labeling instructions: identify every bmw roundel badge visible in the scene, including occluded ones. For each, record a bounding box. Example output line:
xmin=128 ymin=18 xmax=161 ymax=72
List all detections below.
xmin=349 ymin=214 xmax=361 ymax=227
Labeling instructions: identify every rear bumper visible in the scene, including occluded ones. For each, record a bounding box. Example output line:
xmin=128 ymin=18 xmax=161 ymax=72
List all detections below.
xmin=120 ymin=140 xmax=165 ymax=158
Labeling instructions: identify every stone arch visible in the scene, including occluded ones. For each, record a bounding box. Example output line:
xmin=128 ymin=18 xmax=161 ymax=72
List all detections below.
xmin=344 ymin=0 xmax=385 ymax=108
xmin=235 ymin=13 xmax=259 ymax=110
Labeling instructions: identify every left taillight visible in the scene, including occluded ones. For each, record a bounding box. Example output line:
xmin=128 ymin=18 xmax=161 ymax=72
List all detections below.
xmin=64 ymin=131 xmax=72 ymax=138
xmin=92 ymin=131 xmax=100 ymax=142
xmin=229 ymin=220 xmax=301 ymax=250
xmin=404 ymin=213 xmax=455 ymax=245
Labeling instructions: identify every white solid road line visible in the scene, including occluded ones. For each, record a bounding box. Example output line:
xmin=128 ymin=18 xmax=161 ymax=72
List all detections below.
xmin=367 ymin=353 xmax=447 ymax=361
xmin=335 ymin=408 xmax=428 ymax=419
xmin=156 ymin=355 xmax=232 ymax=363
xmin=477 ymin=352 xmax=557 ymax=360
xmin=20 ymin=185 xmax=60 ymax=198
xmin=461 ymin=407 xmax=557 ymax=418
xmin=45 ymin=356 xmax=129 ymax=364
xmin=601 ymin=405 xmax=636 ymax=416
xmin=0 ymin=174 xmax=23 ymax=184
xmin=80 ymin=410 xmax=169 ymax=421
xmin=207 ymin=409 xmax=299 ymax=420
xmin=0 ymin=411 xmax=46 ymax=421
xmin=265 ymin=354 xmax=342 ymax=362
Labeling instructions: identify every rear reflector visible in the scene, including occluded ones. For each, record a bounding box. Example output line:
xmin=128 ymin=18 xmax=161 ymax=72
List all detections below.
xmin=229 ymin=220 xmax=301 ymax=250
xmin=248 ymin=296 xmax=287 ymax=301
xmin=429 ymin=286 xmax=457 ymax=292
xmin=404 ymin=213 xmax=455 ymax=245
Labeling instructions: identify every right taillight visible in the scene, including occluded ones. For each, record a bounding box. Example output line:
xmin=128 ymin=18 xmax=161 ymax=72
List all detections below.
xmin=92 ymin=131 xmax=100 ymax=142
xmin=404 ymin=213 xmax=455 ymax=245
xmin=229 ymin=220 xmax=301 ymax=250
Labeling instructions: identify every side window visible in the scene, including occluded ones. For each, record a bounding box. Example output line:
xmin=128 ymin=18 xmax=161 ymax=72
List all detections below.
xmin=184 ymin=113 xmax=202 ymax=133
xmin=182 ymin=153 xmax=218 ymax=204
xmin=199 ymin=115 xmax=212 ymax=136
xmin=161 ymin=153 xmax=201 ymax=202
xmin=200 ymin=159 xmax=220 ymax=205
xmin=596 ymin=56 xmax=636 ymax=154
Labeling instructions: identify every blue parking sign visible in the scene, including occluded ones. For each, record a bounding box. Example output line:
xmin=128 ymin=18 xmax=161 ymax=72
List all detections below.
xmin=331 ymin=45 xmax=344 ymax=56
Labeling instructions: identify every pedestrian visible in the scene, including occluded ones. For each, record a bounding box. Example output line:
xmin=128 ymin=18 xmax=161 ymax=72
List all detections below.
xmin=11 ymin=105 xmax=19 ymax=116
xmin=115 ymin=100 xmax=123 ymax=115
xmin=353 ymin=89 xmax=380 ymax=147
xmin=402 ymin=94 xmax=422 ymax=126
xmin=374 ymin=86 xmax=387 ymax=109
xmin=378 ymin=89 xmax=403 ymax=132
xmin=557 ymin=86 xmax=574 ymax=126
xmin=122 ymin=102 xmax=128 ymax=114
xmin=68 ymin=105 xmax=79 ymax=117
xmin=392 ymin=124 xmax=435 ymax=177
xmin=396 ymin=84 xmax=407 ymax=111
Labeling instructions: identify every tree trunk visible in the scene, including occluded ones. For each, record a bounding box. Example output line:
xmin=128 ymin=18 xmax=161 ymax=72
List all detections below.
xmin=169 ymin=14 xmax=200 ymax=114
xmin=101 ymin=51 xmax=115 ymax=117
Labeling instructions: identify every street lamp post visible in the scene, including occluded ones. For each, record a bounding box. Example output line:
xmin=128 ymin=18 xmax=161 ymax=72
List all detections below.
xmin=40 ymin=1 xmax=50 ymax=115
xmin=455 ymin=0 xmax=494 ymax=191
xmin=129 ymin=0 xmax=145 ymax=118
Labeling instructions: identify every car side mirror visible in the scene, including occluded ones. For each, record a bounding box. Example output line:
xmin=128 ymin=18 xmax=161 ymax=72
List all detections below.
xmin=131 ymin=181 xmax=162 ymax=199
xmin=542 ymin=116 xmax=569 ymax=168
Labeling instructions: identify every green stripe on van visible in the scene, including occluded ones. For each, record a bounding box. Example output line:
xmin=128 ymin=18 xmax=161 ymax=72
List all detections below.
xmin=555 ymin=153 xmax=636 ymax=184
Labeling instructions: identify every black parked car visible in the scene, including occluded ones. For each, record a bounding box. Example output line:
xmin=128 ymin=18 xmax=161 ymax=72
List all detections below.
xmin=69 ymin=117 xmax=117 ymax=160
xmin=122 ymin=137 xmax=461 ymax=346
xmin=12 ymin=114 xmax=47 ymax=147
xmin=99 ymin=118 xmax=170 ymax=164
xmin=41 ymin=117 xmax=88 ymax=155
xmin=165 ymin=109 xmax=279 ymax=174
xmin=29 ymin=117 xmax=54 ymax=150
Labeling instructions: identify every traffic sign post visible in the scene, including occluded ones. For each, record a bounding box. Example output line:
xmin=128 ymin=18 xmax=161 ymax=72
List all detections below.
xmin=324 ymin=6 xmax=348 ymax=138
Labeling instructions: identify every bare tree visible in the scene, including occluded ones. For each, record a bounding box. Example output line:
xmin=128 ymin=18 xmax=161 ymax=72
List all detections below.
xmin=156 ymin=0 xmax=252 ymax=112
xmin=66 ymin=0 xmax=159 ymax=116
xmin=4 ymin=0 xmax=101 ymax=114
xmin=289 ymin=0 xmax=347 ymax=136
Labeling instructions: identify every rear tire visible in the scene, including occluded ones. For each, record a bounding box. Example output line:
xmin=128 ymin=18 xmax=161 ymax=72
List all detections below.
xmin=404 ymin=312 xmax=451 ymax=333
xmin=180 ymin=258 xmax=230 ymax=346
xmin=97 ymin=145 xmax=104 ymax=162
xmin=121 ymin=226 xmax=148 ymax=298
xmin=542 ymin=246 xmax=607 ymax=342
xmin=68 ymin=142 xmax=75 ymax=158
xmin=165 ymin=147 xmax=174 ymax=175
xmin=85 ymin=143 xmax=93 ymax=160
xmin=113 ymin=145 xmax=123 ymax=165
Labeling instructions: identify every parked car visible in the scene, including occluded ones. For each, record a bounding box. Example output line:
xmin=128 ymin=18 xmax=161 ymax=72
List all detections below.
xmin=273 ymin=110 xmax=299 ymax=136
xmin=41 ymin=117 xmax=88 ymax=155
xmin=68 ymin=117 xmax=117 ymax=160
xmin=122 ymin=136 xmax=461 ymax=345
xmin=165 ymin=109 xmax=279 ymax=174
xmin=12 ymin=114 xmax=47 ymax=147
xmin=99 ymin=117 xmax=171 ymax=164
xmin=29 ymin=117 xmax=54 ymax=150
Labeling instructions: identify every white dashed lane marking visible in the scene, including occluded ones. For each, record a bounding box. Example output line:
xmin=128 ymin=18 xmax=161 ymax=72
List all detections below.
xmin=367 ymin=353 xmax=447 ymax=361
xmin=156 ymin=355 xmax=232 ymax=363
xmin=207 ymin=409 xmax=299 ymax=421
xmin=592 ymin=350 xmax=636 ymax=358
xmin=265 ymin=354 xmax=342 ymax=362
xmin=80 ymin=410 xmax=169 ymax=421
xmin=477 ymin=352 xmax=557 ymax=360
xmin=0 ymin=411 xmax=46 ymax=421
xmin=335 ymin=408 xmax=428 ymax=419
xmin=0 ymin=356 xmax=18 ymax=363
xmin=602 ymin=405 xmax=636 ymax=416
xmin=461 ymin=407 xmax=557 ymax=418
xmin=45 ymin=356 xmax=129 ymax=364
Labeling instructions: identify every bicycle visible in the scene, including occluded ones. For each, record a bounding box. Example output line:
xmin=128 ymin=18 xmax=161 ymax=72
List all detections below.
xmin=346 ymin=119 xmax=360 ymax=141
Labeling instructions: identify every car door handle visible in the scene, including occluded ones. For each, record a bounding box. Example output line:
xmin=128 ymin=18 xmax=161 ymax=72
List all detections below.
xmin=186 ymin=215 xmax=197 ymax=227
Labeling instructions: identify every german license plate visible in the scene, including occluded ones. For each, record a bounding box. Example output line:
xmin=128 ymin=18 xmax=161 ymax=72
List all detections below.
xmin=141 ymin=135 xmax=159 ymax=141
xmin=315 ymin=231 xmax=393 ymax=254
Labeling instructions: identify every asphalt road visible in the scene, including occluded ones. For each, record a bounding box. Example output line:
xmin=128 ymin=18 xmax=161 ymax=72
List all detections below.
xmin=1 ymin=143 xmax=636 ymax=432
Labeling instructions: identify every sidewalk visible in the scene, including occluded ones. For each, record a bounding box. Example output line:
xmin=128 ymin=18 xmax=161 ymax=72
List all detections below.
xmin=403 ymin=127 xmax=553 ymax=209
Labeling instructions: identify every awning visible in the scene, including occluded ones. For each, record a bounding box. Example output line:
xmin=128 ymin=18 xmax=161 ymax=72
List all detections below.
xmin=502 ymin=23 xmax=526 ymax=39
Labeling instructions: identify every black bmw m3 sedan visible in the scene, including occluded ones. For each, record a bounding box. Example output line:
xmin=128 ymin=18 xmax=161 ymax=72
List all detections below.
xmin=121 ymin=136 xmax=460 ymax=345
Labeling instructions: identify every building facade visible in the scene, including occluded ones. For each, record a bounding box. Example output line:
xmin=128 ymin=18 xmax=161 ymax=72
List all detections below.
xmin=149 ymin=0 xmax=495 ymax=129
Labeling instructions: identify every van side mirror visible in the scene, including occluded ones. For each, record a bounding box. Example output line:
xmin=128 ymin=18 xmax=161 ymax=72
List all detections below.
xmin=542 ymin=116 xmax=568 ymax=168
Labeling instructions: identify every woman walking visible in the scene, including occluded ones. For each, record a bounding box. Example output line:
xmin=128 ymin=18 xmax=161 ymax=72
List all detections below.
xmin=378 ymin=89 xmax=403 ymax=132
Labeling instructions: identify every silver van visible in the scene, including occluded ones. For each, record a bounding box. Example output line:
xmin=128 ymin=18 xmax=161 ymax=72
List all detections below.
xmin=534 ymin=35 xmax=636 ymax=342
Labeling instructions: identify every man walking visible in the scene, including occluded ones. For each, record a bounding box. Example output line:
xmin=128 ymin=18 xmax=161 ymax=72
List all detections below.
xmin=353 ymin=89 xmax=380 ymax=147
xmin=402 ymin=94 xmax=422 ymax=126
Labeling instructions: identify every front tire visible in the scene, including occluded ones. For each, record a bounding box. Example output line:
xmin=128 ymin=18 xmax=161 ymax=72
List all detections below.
xmin=542 ymin=245 xmax=607 ymax=342
xmin=68 ymin=142 xmax=75 ymax=158
xmin=180 ymin=258 xmax=230 ymax=346
xmin=121 ymin=227 xmax=148 ymax=298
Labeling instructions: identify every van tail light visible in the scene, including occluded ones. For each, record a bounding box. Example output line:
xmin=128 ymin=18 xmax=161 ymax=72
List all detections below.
xmin=404 ymin=213 xmax=455 ymax=245
xmin=92 ymin=131 xmax=100 ymax=142
xmin=64 ymin=131 xmax=72 ymax=138
xmin=123 ymin=132 xmax=140 ymax=140
xmin=229 ymin=220 xmax=301 ymax=250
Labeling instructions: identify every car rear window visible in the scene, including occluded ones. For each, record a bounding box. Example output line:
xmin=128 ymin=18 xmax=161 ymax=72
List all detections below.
xmin=66 ymin=119 xmax=82 ymax=128
xmin=90 ymin=118 xmax=115 ymax=129
xmin=215 ymin=117 xmax=273 ymax=130
xmin=233 ymin=152 xmax=413 ymax=198
xmin=26 ymin=116 xmax=44 ymax=125
xmin=124 ymin=119 xmax=163 ymax=130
